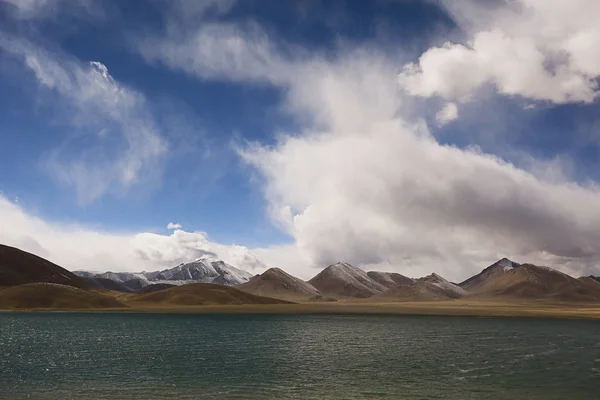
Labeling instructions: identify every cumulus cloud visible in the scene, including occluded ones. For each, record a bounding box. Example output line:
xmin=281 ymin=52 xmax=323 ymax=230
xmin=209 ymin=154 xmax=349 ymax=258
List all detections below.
xmin=0 ymin=195 xmax=271 ymax=274
xmin=435 ymin=102 xmax=459 ymax=126
xmin=132 ymin=6 xmax=600 ymax=281
xmin=0 ymin=37 xmax=168 ymax=203
xmin=167 ymin=222 xmax=183 ymax=230
xmin=398 ymin=0 xmax=600 ymax=104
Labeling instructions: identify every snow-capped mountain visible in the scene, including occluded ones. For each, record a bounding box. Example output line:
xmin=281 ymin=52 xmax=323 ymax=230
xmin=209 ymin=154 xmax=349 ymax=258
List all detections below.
xmin=152 ymin=256 xmax=253 ymax=286
xmin=74 ymin=256 xmax=253 ymax=288
xmin=418 ymin=273 xmax=467 ymax=297
xmin=94 ymin=272 xmax=149 ymax=283
xmin=308 ymin=262 xmax=388 ymax=298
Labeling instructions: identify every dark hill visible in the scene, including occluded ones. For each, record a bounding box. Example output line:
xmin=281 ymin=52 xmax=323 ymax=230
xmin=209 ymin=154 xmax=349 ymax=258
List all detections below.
xmin=83 ymin=277 xmax=134 ymax=293
xmin=0 ymin=244 xmax=88 ymax=289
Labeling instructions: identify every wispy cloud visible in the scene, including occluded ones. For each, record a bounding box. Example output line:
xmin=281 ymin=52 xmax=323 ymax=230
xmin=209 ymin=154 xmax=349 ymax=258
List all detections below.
xmin=0 ymin=36 xmax=168 ymax=203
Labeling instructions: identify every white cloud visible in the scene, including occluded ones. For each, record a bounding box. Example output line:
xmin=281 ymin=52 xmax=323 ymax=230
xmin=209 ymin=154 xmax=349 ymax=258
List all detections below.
xmin=167 ymin=222 xmax=182 ymax=230
xmin=0 ymin=195 xmax=271 ymax=274
xmin=398 ymin=0 xmax=600 ymax=104
xmin=0 ymin=37 xmax=168 ymax=203
xmin=435 ymin=102 xmax=459 ymax=126
xmin=138 ymin=21 xmax=297 ymax=85
xmin=133 ymin=11 xmax=600 ymax=281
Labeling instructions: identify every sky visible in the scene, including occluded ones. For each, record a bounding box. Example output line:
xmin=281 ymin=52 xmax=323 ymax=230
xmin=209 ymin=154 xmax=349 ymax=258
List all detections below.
xmin=1 ymin=0 xmax=600 ymax=281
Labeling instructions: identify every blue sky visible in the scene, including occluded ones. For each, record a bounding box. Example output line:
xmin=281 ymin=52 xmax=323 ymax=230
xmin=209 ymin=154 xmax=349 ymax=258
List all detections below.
xmin=1 ymin=0 xmax=600 ymax=280
xmin=0 ymin=0 xmax=449 ymax=242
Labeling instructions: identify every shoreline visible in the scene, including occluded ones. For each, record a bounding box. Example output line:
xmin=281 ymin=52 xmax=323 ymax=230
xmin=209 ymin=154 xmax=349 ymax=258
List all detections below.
xmin=2 ymin=300 xmax=600 ymax=320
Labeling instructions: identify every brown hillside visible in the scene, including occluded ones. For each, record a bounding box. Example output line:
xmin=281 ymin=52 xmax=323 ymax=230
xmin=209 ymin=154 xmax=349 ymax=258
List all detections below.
xmin=375 ymin=281 xmax=457 ymax=302
xmin=366 ymin=271 xmax=414 ymax=289
xmin=308 ymin=263 xmax=387 ymax=298
xmin=135 ymin=283 xmax=177 ymax=294
xmin=0 ymin=283 xmax=126 ymax=310
xmin=130 ymin=283 xmax=292 ymax=306
xmin=578 ymin=276 xmax=600 ymax=286
xmin=0 ymin=244 xmax=88 ymax=289
xmin=548 ymin=278 xmax=600 ymax=302
xmin=466 ymin=263 xmax=600 ymax=301
xmin=417 ymin=273 xmax=467 ymax=298
xmin=238 ymin=268 xmax=320 ymax=300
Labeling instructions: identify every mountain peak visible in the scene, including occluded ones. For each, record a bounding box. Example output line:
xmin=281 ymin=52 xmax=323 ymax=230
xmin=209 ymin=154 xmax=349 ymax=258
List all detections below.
xmin=496 ymin=257 xmax=519 ymax=269
xmin=421 ymin=273 xmax=446 ymax=282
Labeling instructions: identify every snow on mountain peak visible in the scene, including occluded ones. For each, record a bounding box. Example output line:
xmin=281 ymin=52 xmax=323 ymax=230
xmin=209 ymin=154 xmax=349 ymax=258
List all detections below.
xmin=497 ymin=258 xmax=519 ymax=271
xmin=420 ymin=273 xmax=467 ymax=296
xmin=152 ymin=258 xmax=253 ymax=285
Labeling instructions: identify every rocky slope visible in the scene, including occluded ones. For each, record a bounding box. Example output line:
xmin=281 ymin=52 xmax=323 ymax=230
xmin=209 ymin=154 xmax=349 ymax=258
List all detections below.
xmin=366 ymin=271 xmax=414 ymax=289
xmin=238 ymin=267 xmax=321 ymax=300
xmin=418 ymin=273 xmax=467 ymax=298
xmin=459 ymin=258 xmax=520 ymax=292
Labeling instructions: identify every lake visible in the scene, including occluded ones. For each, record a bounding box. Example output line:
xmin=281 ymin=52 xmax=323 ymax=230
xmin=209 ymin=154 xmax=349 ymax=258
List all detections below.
xmin=0 ymin=312 xmax=598 ymax=399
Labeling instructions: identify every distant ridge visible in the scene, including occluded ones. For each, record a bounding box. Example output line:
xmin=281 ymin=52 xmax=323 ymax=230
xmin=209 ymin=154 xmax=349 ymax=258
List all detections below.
xmin=366 ymin=271 xmax=414 ymax=289
xmin=238 ymin=268 xmax=321 ymax=300
xmin=83 ymin=277 xmax=134 ymax=293
xmin=73 ymin=256 xmax=254 ymax=287
xmin=376 ymin=281 xmax=458 ymax=301
xmin=0 ymin=244 xmax=88 ymax=289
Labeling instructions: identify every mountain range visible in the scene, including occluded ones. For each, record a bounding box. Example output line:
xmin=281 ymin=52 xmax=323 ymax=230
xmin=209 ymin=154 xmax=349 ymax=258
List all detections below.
xmin=73 ymin=256 xmax=253 ymax=291
xmin=2 ymin=243 xmax=600 ymax=310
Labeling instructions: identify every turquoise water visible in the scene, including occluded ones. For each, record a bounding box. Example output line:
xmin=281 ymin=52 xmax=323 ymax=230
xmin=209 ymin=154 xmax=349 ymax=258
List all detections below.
xmin=0 ymin=313 xmax=599 ymax=399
